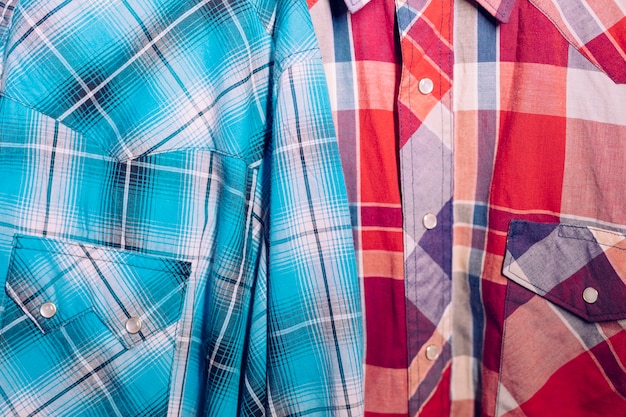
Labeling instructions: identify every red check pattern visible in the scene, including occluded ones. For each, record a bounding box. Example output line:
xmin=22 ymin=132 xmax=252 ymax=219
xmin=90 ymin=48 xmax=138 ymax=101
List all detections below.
xmin=310 ymin=0 xmax=626 ymax=416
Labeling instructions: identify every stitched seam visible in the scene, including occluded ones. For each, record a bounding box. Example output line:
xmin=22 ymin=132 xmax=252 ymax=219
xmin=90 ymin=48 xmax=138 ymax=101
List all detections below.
xmin=13 ymin=235 xmax=191 ymax=273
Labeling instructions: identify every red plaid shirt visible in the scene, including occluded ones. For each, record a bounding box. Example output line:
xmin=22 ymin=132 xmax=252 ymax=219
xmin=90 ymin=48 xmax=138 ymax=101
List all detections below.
xmin=308 ymin=0 xmax=626 ymax=416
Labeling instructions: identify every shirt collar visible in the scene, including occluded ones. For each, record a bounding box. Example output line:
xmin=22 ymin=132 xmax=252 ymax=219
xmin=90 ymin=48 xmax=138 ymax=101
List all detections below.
xmin=474 ymin=0 xmax=517 ymax=22
xmin=342 ymin=0 xmax=517 ymax=23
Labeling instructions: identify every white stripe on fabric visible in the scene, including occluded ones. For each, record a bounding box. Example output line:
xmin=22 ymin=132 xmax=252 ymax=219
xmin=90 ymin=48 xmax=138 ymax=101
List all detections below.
xmin=120 ymin=160 xmax=132 ymax=249
xmin=271 ymin=313 xmax=359 ymax=337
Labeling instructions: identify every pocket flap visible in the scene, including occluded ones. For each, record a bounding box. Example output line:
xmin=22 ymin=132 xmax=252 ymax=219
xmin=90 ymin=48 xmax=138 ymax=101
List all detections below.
xmin=503 ymin=220 xmax=626 ymax=322
xmin=5 ymin=235 xmax=191 ymax=347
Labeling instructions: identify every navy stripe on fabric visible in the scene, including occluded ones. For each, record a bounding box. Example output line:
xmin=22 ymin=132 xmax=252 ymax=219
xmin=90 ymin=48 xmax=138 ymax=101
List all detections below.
xmin=477 ymin=9 xmax=497 ymax=63
xmin=469 ymin=270 xmax=484 ymax=416
xmin=473 ymin=16 xmax=496 ymax=417
xmin=329 ymin=0 xmax=352 ymax=63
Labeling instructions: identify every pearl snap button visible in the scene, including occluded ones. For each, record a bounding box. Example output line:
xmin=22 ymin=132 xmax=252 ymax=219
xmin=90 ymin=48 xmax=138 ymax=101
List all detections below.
xmin=39 ymin=302 xmax=57 ymax=319
xmin=419 ymin=78 xmax=434 ymax=95
xmin=125 ymin=317 xmax=142 ymax=334
xmin=423 ymin=213 xmax=437 ymax=230
xmin=582 ymin=287 xmax=598 ymax=304
xmin=425 ymin=344 xmax=440 ymax=361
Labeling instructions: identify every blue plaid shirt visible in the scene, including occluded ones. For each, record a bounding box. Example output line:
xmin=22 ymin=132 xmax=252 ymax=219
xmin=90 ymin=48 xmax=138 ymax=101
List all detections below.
xmin=0 ymin=0 xmax=363 ymax=415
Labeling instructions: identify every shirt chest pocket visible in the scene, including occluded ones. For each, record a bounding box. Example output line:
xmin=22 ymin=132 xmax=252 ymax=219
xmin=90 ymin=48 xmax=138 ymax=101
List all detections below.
xmin=497 ymin=220 xmax=626 ymax=417
xmin=0 ymin=234 xmax=191 ymax=415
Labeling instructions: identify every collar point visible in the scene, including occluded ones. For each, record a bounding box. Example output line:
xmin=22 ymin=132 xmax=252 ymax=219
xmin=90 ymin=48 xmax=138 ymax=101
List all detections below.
xmin=476 ymin=0 xmax=517 ymax=23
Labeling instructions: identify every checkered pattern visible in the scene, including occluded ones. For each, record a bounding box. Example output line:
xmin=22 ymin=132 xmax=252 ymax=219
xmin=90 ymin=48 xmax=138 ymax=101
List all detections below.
xmin=0 ymin=0 xmax=363 ymax=415
xmin=309 ymin=0 xmax=626 ymax=416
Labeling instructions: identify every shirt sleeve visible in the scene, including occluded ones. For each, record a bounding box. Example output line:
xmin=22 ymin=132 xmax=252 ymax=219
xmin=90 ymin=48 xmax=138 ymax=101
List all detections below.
xmin=261 ymin=0 xmax=364 ymax=414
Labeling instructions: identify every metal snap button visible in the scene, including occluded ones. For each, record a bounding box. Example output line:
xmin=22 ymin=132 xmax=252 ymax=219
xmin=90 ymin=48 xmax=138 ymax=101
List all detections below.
xmin=582 ymin=287 xmax=598 ymax=304
xmin=125 ymin=317 xmax=142 ymax=334
xmin=419 ymin=78 xmax=434 ymax=95
xmin=39 ymin=302 xmax=57 ymax=319
xmin=425 ymin=344 xmax=440 ymax=361
xmin=423 ymin=212 xmax=437 ymax=230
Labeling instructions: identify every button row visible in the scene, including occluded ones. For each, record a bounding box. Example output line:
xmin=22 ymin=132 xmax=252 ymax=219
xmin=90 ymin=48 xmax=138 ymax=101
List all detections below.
xmin=39 ymin=302 xmax=142 ymax=334
xmin=421 ymin=76 xmax=439 ymax=365
xmin=418 ymin=76 xmax=437 ymax=231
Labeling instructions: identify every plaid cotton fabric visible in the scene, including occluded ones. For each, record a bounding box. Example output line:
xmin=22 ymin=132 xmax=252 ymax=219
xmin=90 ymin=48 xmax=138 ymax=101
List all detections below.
xmin=0 ymin=0 xmax=363 ymax=415
xmin=309 ymin=0 xmax=626 ymax=416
